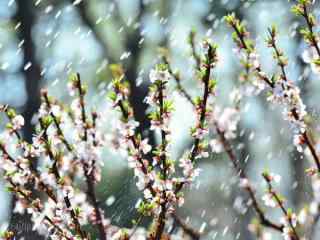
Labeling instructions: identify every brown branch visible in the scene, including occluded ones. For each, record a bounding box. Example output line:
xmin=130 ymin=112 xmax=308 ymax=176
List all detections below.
xmin=116 ymin=97 xmax=157 ymax=196
xmin=229 ymin=22 xmax=274 ymax=88
xmin=301 ymin=3 xmax=320 ymax=57
xmin=175 ymin=44 xmax=215 ymax=194
xmin=171 ymin=213 xmax=201 ymax=240
xmin=154 ymin=80 xmax=170 ymax=240
xmin=39 ymin=119 xmax=87 ymax=239
xmin=262 ymin=174 xmax=300 ymax=240
xmin=168 ymin=44 xmax=283 ymax=232
xmin=0 ymin=143 xmax=57 ymax=204
xmin=7 ymin=180 xmax=72 ymax=240
xmin=76 ymin=74 xmax=107 ymax=240
xmin=267 ymin=30 xmax=320 ymax=172
xmin=215 ymin=123 xmax=283 ymax=232
xmin=43 ymin=75 xmax=107 ymax=240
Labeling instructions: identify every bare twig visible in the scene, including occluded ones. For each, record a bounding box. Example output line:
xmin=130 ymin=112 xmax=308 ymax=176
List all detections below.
xmin=171 ymin=213 xmax=201 ymax=240
xmin=262 ymin=174 xmax=300 ymax=240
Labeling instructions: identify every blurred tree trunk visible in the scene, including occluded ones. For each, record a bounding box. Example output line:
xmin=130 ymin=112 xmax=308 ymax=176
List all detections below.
xmin=72 ymin=0 xmax=155 ymax=227
xmin=124 ymin=2 xmax=152 ymax=142
xmin=8 ymin=0 xmax=43 ymax=239
xmin=73 ymin=0 xmax=152 ymax=144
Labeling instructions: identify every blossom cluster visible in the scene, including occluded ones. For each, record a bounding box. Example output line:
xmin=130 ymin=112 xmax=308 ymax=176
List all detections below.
xmin=292 ymin=0 xmax=320 ymax=74
xmin=109 ymin=41 xmax=217 ymax=239
xmin=0 ymin=74 xmax=113 ymax=240
xmin=209 ymin=106 xmax=240 ymax=153
xmin=226 ymin=14 xmax=312 ymax=157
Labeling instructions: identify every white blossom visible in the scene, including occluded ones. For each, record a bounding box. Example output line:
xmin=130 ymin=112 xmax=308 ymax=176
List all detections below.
xmin=12 ymin=115 xmax=25 ymax=130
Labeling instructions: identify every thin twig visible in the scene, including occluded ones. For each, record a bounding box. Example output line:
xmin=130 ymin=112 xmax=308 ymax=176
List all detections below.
xmin=171 ymin=212 xmax=201 ymax=240
xmin=301 ymin=3 xmax=320 ymax=57
xmin=168 ymin=41 xmax=283 ymax=232
xmin=267 ymin=29 xmax=320 ymax=171
xmin=39 ymin=119 xmax=87 ymax=239
xmin=154 ymin=79 xmax=170 ymax=240
xmin=262 ymin=174 xmax=300 ymax=240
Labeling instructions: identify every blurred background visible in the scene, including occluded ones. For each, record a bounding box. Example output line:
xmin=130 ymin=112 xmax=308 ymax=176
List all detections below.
xmin=1 ymin=0 xmax=320 ymax=239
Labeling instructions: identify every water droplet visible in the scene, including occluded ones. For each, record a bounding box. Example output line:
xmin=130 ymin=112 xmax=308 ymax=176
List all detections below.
xmin=35 ymin=0 xmax=42 ymax=6
xmin=15 ymin=22 xmax=21 ymax=30
xmin=120 ymin=51 xmax=131 ymax=60
xmin=55 ymin=10 xmax=62 ymax=19
xmin=96 ymin=17 xmax=103 ymax=25
xmin=1 ymin=62 xmax=9 ymax=70
xmin=222 ymin=226 xmax=229 ymax=236
xmin=45 ymin=5 xmax=53 ymax=14
xmin=199 ymin=222 xmax=207 ymax=233
xmin=24 ymin=62 xmax=32 ymax=71
xmin=106 ymin=195 xmax=116 ymax=206
xmin=73 ymin=0 xmax=82 ymax=5
xmin=8 ymin=0 xmax=15 ymax=7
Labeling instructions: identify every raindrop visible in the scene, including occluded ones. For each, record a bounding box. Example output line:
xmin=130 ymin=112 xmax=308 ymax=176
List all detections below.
xmin=40 ymin=68 xmax=46 ymax=76
xmin=213 ymin=19 xmax=220 ymax=29
xmin=51 ymin=78 xmax=59 ymax=86
xmin=120 ymin=51 xmax=131 ymax=60
xmin=209 ymin=217 xmax=218 ymax=226
xmin=207 ymin=13 xmax=216 ymax=22
xmin=206 ymin=29 xmax=212 ymax=37
xmin=244 ymin=155 xmax=249 ymax=163
xmin=243 ymin=2 xmax=251 ymax=8
xmin=45 ymin=28 xmax=53 ymax=36
xmin=45 ymin=41 xmax=52 ymax=48
xmin=54 ymin=31 xmax=60 ymax=39
xmin=153 ymin=10 xmax=159 ymax=17
xmin=45 ymin=5 xmax=53 ymax=14
xmin=199 ymin=222 xmax=207 ymax=234
xmin=109 ymin=3 xmax=115 ymax=12
xmin=222 ymin=226 xmax=229 ymax=236
xmin=106 ymin=195 xmax=116 ymax=206
xmin=15 ymin=22 xmax=21 ymax=30
xmin=18 ymin=39 xmax=25 ymax=48
xmin=127 ymin=17 xmax=133 ymax=26
xmin=24 ymin=62 xmax=32 ymax=71
xmin=55 ymin=10 xmax=62 ymax=19
xmin=96 ymin=59 xmax=108 ymax=74
xmin=159 ymin=17 xmax=167 ymax=25
xmin=133 ymin=22 xmax=140 ymax=30
xmin=212 ymin=232 xmax=218 ymax=239
xmin=249 ymin=132 xmax=255 ymax=140
xmin=8 ymin=0 xmax=15 ymax=7
xmin=74 ymin=27 xmax=81 ymax=35
xmin=1 ymin=62 xmax=9 ymax=70
xmin=292 ymin=181 xmax=298 ymax=189
xmin=136 ymin=77 xmax=143 ymax=86
xmin=135 ymin=198 xmax=142 ymax=208
xmin=35 ymin=0 xmax=42 ymax=6
xmin=73 ymin=0 xmax=82 ymax=5
xmin=138 ymin=38 xmax=144 ymax=45
xmin=96 ymin=17 xmax=103 ymax=25
xmin=200 ymin=210 xmax=206 ymax=218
